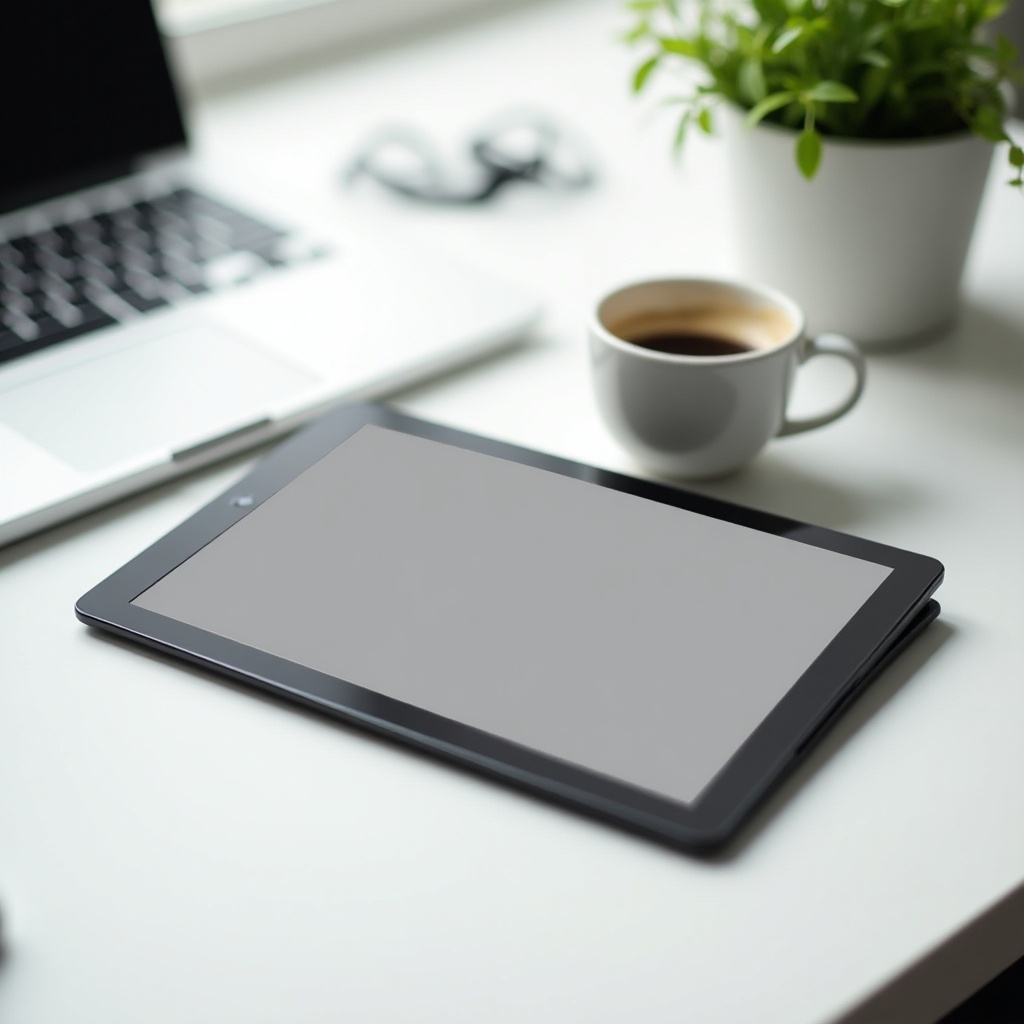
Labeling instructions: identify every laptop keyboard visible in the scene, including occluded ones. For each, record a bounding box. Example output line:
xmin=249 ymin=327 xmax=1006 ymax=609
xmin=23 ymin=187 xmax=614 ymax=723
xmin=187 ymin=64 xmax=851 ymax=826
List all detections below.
xmin=0 ymin=187 xmax=324 ymax=364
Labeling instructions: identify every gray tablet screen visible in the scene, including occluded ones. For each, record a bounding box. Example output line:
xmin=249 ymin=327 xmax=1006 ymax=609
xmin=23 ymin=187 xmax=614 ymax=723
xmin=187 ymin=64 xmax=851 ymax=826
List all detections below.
xmin=133 ymin=424 xmax=891 ymax=804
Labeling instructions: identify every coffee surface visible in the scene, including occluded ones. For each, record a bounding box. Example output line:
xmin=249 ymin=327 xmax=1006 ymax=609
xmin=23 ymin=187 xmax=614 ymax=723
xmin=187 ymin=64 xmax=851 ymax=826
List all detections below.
xmin=628 ymin=333 xmax=753 ymax=357
xmin=609 ymin=302 xmax=795 ymax=355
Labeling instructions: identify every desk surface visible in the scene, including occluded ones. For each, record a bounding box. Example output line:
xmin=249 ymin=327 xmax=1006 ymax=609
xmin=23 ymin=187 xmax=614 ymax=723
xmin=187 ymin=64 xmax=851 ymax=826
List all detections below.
xmin=2 ymin=2 xmax=1023 ymax=1022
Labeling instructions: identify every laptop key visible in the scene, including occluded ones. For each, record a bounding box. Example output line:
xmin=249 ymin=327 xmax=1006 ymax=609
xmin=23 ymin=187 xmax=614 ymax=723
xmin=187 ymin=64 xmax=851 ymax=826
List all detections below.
xmin=29 ymin=312 xmax=75 ymax=339
xmin=161 ymin=254 xmax=203 ymax=285
xmin=1 ymin=288 xmax=32 ymax=315
xmin=120 ymin=248 xmax=157 ymax=274
xmin=0 ymin=243 xmax=23 ymax=267
xmin=2 ymin=311 xmax=38 ymax=340
xmin=203 ymin=251 xmax=265 ymax=288
xmin=194 ymin=236 xmax=235 ymax=261
xmin=0 ymin=314 xmax=116 ymax=364
xmin=81 ymin=262 xmax=118 ymax=289
xmin=40 ymin=271 xmax=73 ymax=300
xmin=68 ymin=297 xmax=115 ymax=325
xmin=43 ymin=299 xmax=79 ymax=327
xmin=114 ymin=288 xmax=169 ymax=314
xmin=1 ymin=186 xmax=306 ymax=363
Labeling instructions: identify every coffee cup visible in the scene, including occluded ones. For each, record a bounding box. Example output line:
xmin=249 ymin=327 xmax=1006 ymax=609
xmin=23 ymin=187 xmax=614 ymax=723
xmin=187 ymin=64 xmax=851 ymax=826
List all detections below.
xmin=589 ymin=277 xmax=866 ymax=478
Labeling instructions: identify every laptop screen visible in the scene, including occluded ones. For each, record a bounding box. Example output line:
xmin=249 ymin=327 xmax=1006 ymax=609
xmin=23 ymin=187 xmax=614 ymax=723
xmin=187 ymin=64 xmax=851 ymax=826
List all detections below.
xmin=0 ymin=0 xmax=187 ymax=213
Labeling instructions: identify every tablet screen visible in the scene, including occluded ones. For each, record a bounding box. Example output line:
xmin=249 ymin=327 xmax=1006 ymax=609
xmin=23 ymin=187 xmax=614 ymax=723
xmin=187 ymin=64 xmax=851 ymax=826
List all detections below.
xmin=133 ymin=424 xmax=891 ymax=805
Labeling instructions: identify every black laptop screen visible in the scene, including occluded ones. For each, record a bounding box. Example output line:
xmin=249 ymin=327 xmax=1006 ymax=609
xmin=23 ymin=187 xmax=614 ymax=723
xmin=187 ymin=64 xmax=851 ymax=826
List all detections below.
xmin=0 ymin=0 xmax=187 ymax=213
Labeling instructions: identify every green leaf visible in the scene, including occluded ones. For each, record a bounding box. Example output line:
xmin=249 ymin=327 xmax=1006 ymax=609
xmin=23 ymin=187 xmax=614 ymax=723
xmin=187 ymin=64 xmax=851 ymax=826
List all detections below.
xmin=660 ymin=37 xmax=700 ymax=57
xmin=738 ymin=57 xmax=768 ymax=103
xmin=734 ymin=23 xmax=757 ymax=49
xmin=972 ymin=106 xmax=1009 ymax=143
xmin=618 ymin=0 xmax=1021 ymax=191
xmin=697 ymin=107 xmax=714 ymax=134
xmin=859 ymin=49 xmax=890 ymax=68
xmin=632 ymin=56 xmax=660 ymax=93
xmin=862 ymin=23 xmax=889 ymax=48
xmin=622 ymin=22 xmax=647 ymax=44
xmin=804 ymin=81 xmax=859 ymax=103
xmin=796 ymin=128 xmax=822 ymax=179
xmin=1010 ymin=145 xmax=1024 ymax=170
xmin=622 ymin=22 xmax=650 ymax=44
xmin=995 ymin=34 xmax=1018 ymax=70
xmin=752 ymin=0 xmax=789 ymax=22
xmin=966 ymin=43 xmax=999 ymax=62
xmin=745 ymin=90 xmax=797 ymax=125
xmin=772 ymin=26 xmax=804 ymax=54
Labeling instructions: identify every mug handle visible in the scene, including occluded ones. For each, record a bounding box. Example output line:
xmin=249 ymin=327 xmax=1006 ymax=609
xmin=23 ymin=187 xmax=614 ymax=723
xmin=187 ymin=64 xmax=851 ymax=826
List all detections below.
xmin=777 ymin=333 xmax=867 ymax=437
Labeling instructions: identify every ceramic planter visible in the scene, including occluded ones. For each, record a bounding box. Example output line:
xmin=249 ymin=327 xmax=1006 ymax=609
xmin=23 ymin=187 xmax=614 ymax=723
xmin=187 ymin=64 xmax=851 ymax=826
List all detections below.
xmin=720 ymin=105 xmax=995 ymax=346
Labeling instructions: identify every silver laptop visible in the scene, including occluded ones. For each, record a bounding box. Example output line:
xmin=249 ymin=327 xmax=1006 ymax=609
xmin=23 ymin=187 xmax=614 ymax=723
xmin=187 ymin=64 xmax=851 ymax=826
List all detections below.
xmin=0 ymin=1 xmax=539 ymax=548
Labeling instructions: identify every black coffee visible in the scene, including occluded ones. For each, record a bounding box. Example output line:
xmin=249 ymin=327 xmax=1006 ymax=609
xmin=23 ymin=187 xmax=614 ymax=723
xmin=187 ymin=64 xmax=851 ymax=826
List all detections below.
xmin=629 ymin=332 xmax=754 ymax=357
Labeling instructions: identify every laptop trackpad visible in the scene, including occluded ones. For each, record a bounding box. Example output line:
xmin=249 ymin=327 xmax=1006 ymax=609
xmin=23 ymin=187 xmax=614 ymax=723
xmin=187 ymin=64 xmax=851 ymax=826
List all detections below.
xmin=0 ymin=326 xmax=319 ymax=472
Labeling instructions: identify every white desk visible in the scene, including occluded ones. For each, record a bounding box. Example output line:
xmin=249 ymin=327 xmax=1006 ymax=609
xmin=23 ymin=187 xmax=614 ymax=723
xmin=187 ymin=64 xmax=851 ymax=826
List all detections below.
xmin=2 ymin=2 xmax=1023 ymax=1021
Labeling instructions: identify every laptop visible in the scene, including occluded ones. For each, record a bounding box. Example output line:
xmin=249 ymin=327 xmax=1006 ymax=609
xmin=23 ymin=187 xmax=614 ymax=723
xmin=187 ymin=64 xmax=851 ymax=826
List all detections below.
xmin=0 ymin=1 xmax=540 ymax=548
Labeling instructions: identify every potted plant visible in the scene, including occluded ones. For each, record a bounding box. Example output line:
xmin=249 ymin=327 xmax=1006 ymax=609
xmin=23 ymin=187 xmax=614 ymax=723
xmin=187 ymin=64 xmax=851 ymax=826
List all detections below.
xmin=626 ymin=0 xmax=1023 ymax=345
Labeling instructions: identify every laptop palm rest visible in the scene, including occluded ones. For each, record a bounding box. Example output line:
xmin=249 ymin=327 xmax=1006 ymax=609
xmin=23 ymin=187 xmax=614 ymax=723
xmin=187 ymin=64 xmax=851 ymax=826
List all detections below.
xmin=0 ymin=326 xmax=319 ymax=472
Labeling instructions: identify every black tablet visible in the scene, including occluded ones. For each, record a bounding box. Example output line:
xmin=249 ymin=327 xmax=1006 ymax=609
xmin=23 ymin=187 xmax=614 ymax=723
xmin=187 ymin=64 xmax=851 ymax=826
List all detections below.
xmin=77 ymin=402 xmax=943 ymax=852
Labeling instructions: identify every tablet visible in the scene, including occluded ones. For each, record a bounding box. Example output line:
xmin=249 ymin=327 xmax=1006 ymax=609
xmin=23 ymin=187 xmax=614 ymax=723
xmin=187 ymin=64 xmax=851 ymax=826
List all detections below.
xmin=77 ymin=402 xmax=943 ymax=851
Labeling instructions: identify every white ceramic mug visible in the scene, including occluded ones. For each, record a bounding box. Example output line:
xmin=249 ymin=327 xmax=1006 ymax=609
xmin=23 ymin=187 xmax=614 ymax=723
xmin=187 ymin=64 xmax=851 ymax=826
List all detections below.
xmin=589 ymin=278 xmax=866 ymax=479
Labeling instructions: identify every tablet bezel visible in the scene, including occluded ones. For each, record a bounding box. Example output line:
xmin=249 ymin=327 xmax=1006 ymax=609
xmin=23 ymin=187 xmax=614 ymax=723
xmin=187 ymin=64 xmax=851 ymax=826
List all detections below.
xmin=76 ymin=402 xmax=944 ymax=851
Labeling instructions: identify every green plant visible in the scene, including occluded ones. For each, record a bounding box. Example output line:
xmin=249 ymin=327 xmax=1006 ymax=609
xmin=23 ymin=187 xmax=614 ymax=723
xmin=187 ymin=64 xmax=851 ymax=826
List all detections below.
xmin=626 ymin=0 xmax=1024 ymax=183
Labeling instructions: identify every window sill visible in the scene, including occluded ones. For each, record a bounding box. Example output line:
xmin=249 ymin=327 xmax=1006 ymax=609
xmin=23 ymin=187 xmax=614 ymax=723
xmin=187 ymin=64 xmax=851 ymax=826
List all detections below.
xmin=163 ymin=0 xmax=520 ymax=94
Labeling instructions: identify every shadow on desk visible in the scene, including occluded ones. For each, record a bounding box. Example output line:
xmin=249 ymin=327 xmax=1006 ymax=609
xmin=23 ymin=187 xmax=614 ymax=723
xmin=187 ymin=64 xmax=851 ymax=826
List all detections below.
xmin=678 ymin=298 xmax=1024 ymax=531
xmin=683 ymin=453 xmax=926 ymax=533
xmin=707 ymin=616 xmax=953 ymax=865
xmin=868 ymin=301 xmax=1024 ymax=389
xmin=83 ymin=603 xmax=953 ymax=871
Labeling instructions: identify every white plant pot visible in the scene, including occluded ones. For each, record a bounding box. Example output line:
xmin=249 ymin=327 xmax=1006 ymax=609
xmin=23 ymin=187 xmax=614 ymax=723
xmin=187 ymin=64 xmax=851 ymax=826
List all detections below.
xmin=720 ymin=105 xmax=995 ymax=346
